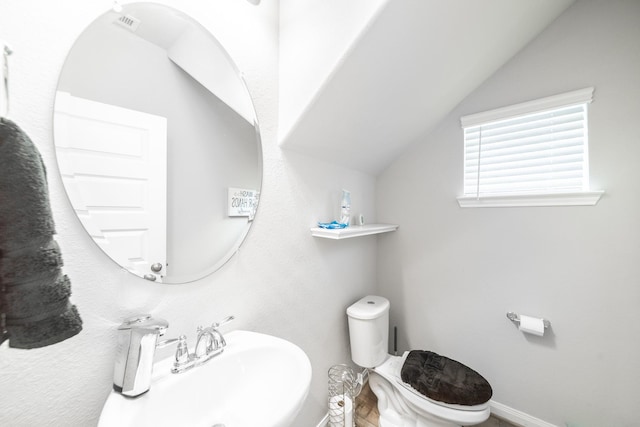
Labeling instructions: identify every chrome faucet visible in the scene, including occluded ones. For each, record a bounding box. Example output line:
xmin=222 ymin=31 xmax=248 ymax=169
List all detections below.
xmin=195 ymin=326 xmax=218 ymax=357
xmin=171 ymin=316 xmax=234 ymax=374
xmin=113 ymin=314 xmax=171 ymax=397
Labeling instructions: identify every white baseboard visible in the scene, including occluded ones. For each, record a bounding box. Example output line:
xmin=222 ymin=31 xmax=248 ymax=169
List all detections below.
xmin=316 ymin=400 xmax=558 ymax=427
xmin=490 ymin=400 xmax=559 ymax=427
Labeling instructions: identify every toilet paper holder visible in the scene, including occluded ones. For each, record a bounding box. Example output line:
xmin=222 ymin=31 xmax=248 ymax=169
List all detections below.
xmin=506 ymin=312 xmax=550 ymax=329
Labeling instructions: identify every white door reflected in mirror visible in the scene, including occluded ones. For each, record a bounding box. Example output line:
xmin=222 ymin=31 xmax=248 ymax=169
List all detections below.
xmin=55 ymin=92 xmax=168 ymax=282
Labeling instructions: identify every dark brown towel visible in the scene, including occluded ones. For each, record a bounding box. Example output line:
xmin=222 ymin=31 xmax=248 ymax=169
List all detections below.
xmin=0 ymin=117 xmax=82 ymax=349
xmin=401 ymin=350 xmax=492 ymax=406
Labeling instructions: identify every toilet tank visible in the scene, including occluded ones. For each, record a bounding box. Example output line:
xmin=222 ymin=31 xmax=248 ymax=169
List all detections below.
xmin=346 ymin=295 xmax=390 ymax=368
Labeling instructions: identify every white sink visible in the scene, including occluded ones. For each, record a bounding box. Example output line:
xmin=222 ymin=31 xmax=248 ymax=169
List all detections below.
xmin=99 ymin=330 xmax=312 ymax=427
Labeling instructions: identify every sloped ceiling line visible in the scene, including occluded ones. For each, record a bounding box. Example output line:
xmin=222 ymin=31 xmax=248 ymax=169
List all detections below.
xmin=278 ymin=0 xmax=575 ymax=176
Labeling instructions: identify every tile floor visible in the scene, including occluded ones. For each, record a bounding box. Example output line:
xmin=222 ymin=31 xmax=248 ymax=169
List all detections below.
xmin=354 ymin=382 xmax=517 ymax=427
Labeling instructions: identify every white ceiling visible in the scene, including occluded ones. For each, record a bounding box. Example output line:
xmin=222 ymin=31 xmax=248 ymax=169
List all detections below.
xmin=279 ymin=0 xmax=575 ymax=175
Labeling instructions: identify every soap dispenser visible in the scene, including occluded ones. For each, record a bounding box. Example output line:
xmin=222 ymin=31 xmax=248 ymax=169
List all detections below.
xmin=113 ymin=315 xmax=169 ymax=397
xmin=340 ymin=189 xmax=351 ymax=227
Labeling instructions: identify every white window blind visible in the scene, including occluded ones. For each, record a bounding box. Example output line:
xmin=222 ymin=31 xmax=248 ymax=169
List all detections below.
xmin=458 ymin=88 xmax=603 ymax=207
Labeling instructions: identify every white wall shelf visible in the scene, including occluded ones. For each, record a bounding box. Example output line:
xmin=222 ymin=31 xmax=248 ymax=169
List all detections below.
xmin=310 ymin=224 xmax=398 ymax=239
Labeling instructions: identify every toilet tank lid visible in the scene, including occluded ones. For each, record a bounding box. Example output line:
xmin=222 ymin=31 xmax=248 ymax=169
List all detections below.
xmin=347 ymin=295 xmax=390 ymax=320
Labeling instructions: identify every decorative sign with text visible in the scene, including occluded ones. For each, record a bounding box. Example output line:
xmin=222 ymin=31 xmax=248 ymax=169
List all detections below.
xmin=228 ymin=187 xmax=259 ymax=220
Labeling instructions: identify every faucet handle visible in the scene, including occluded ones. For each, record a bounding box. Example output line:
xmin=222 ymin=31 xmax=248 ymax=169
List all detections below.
xmin=211 ymin=315 xmax=235 ymax=329
xmin=209 ymin=316 xmax=233 ymax=349
xmin=174 ymin=335 xmax=190 ymax=365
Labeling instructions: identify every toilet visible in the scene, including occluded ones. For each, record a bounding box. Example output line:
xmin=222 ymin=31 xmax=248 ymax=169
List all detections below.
xmin=347 ymin=295 xmax=491 ymax=427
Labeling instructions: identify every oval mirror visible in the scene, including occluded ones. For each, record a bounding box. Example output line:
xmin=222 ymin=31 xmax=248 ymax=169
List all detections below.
xmin=53 ymin=3 xmax=262 ymax=284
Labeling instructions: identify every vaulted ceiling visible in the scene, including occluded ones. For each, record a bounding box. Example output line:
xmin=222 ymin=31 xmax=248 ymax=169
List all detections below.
xmin=278 ymin=0 xmax=575 ymax=175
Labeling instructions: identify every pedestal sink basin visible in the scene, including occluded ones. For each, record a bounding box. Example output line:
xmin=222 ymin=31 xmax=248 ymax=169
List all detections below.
xmin=99 ymin=330 xmax=312 ymax=427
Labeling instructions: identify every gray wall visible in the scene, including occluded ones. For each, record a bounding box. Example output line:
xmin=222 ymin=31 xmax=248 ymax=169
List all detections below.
xmin=3 ymin=0 xmax=639 ymax=425
xmin=376 ymin=1 xmax=640 ymax=426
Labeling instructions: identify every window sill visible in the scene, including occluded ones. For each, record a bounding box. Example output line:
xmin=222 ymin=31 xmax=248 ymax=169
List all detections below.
xmin=457 ymin=191 xmax=604 ymax=208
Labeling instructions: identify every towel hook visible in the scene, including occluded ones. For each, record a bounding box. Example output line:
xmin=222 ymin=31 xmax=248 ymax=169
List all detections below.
xmin=1 ymin=41 xmax=13 ymax=117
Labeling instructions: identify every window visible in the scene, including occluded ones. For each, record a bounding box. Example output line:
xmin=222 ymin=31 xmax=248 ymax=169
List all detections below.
xmin=458 ymin=87 xmax=603 ymax=207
